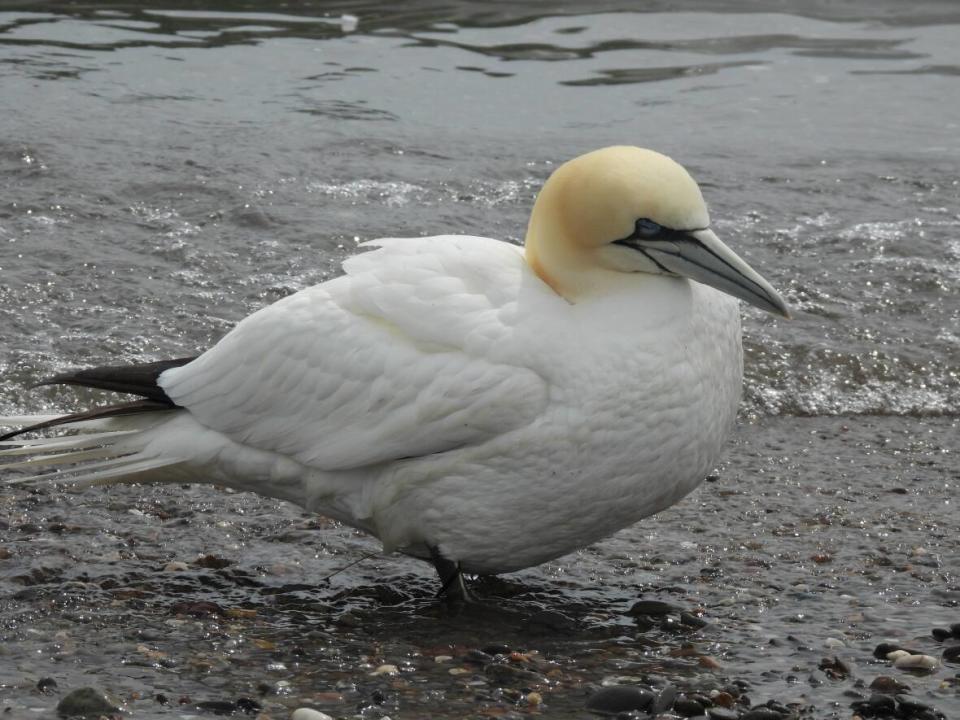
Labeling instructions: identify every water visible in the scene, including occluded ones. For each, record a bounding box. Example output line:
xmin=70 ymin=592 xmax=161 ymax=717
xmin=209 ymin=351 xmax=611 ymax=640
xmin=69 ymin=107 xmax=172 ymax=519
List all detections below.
xmin=1 ymin=2 xmax=958 ymax=718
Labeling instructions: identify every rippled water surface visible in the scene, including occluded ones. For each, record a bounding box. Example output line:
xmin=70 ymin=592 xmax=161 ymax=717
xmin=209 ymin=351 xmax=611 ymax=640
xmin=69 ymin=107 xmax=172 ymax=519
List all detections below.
xmin=1 ymin=2 xmax=958 ymax=719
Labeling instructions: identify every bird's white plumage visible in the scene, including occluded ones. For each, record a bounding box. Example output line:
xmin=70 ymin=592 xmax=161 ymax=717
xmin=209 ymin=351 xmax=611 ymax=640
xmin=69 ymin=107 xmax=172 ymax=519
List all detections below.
xmin=1 ymin=146 xmax=789 ymax=578
xmin=143 ymin=232 xmax=742 ymax=573
xmin=160 ymin=237 xmax=551 ymax=471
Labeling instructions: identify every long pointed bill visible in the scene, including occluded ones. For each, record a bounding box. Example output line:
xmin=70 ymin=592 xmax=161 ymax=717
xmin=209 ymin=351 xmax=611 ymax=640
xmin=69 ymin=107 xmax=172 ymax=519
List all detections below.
xmin=634 ymin=228 xmax=790 ymax=318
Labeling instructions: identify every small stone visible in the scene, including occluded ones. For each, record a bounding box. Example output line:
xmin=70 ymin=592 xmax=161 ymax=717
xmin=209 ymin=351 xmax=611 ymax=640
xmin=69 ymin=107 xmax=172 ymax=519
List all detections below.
xmin=225 ymin=608 xmax=257 ymax=619
xmin=170 ymin=601 xmax=223 ymax=618
xmin=741 ymin=708 xmax=785 ymax=720
xmin=434 ymin=655 xmax=454 ymax=663
xmin=699 ymin=655 xmax=722 ymax=669
xmin=941 ymin=645 xmax=960 ymax=664
xmin=680 ymin=611 xmax=708 ymax=628
xmin=291 ymin=710 xmax=334 ymax=720
xmin=931 ymin=628 xmax=952 ymax=642
xmin=37 ymin=677 xmax=57 ymax=694
xmin=811 ymin=552 xmax=832 ymax=564
xmin=874 ymin=642 xmax=920 ymax=659
xmin=895 ymin=694 xmax=930 ymax=713
xmin=893 ymin=654 xmax=938 ymax=671
xmin=585 ymin=686 xmax=655 ymax=715
xmin=819 ymin=656 xmax=851 ymax=679
xmin=950 ymin=622 xmax=960 ymax=638
xmin=628 ymin=600 xmax=680 ymax=616
xmin=886 ymin=650 xmax=911 ymax=662
xmin=708 ymin=709 xmax=739 ymax=720
xmin=370 ymin=664 xmax=398 ymax=676
xmin=526 ymin=691 xmax=543 ymax=706
xmin=463 ymin=649 xmax=494 ymax=665
xmin=711 ymin=691 xmax=736 ymax=708
xmin=652 ymin=684 xmax=677 ymax=714
xmin=674 ymin=694 xmax=705 ymax=717
xmin=869 ymin=676 xmax=911 ymax=694
xmin=56 ymin=687 xmax=119 ymax=717
xmin=163 ymin=560 xmax=189 ymax=572
xmin=824 ymin=637 xmax=846 ymax=649
xmin=485 ymin=663 xmax=545 ymax=685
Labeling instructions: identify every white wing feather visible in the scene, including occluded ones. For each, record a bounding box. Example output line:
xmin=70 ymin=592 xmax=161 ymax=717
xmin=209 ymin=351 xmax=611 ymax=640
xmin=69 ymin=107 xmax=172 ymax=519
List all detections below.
xmin=160 ymin=236 xmax=549 ymax=471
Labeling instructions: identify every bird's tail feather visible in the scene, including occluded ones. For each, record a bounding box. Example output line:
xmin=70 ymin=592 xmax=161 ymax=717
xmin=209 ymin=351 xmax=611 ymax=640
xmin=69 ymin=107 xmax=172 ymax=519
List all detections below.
xmin=0 ymin=411 xmax=186 ymax=488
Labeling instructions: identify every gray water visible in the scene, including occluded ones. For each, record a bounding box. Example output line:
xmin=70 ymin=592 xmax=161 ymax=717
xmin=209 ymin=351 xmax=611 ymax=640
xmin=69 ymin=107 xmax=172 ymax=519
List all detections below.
xmin=1 ymin=2 xmax=958 ymax=719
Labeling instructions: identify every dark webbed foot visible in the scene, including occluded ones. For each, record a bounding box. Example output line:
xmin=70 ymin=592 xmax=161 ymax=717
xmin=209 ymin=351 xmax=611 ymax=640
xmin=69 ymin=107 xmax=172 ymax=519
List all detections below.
xmin=429 ymin=546 xmax=474 ymax=604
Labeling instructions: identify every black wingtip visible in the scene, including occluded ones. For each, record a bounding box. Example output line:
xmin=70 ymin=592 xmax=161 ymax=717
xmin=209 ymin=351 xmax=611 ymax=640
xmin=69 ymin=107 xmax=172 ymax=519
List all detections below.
xmin=34 ymin=356 xmax=198 ymax=405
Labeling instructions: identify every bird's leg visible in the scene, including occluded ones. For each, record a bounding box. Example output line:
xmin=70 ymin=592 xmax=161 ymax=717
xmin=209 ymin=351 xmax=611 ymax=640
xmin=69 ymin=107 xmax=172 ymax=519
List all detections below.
xmin=429 ymin=546 xmax=474 ymax=604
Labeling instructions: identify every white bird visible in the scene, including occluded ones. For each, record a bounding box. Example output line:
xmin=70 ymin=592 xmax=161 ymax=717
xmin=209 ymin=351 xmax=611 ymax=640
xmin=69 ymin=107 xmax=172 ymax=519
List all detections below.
xmin=0 ymin=146 xmax=788 ymax=598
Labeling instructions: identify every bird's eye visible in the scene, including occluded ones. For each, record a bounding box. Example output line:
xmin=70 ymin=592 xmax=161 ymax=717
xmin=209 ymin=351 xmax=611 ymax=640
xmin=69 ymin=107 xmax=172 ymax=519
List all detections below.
xmin=634 ymin=218 xmax=662 ymax=238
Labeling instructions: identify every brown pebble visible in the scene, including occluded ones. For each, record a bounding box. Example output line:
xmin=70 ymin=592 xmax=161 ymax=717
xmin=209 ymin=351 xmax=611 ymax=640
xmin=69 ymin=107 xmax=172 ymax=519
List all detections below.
xmin=698 ymin=655 xmax=722 ymax=669
xmin=869 ymin=675 xmax=910 ymax=694
xmin=226 ymin=608 xmax=257 ymax=619
xmin=811 ymin=552 xmax=832 ymax=564
xmin=712 ymin=691 xmax=735 ymax=708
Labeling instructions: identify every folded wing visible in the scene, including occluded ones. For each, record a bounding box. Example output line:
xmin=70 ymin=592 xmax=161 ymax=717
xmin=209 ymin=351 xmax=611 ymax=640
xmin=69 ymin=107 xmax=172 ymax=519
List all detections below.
xmin=160 ymin=236 xmax=549 ymax=471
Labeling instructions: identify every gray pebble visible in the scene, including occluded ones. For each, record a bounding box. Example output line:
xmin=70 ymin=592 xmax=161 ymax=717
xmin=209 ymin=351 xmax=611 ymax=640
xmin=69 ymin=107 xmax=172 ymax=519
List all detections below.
xmin=931 ymin=627 xmax=951 ymax=642
xmin=652 ymin=684 xmax=678 ymax=713
xmin=674 ymin=695 xmax=706 ymax=717
xmin=36 ymin=677 xmax=57 ymax=694
xmin=680 ymin=611 xmax=708 ymax=628
xmin=942 ymin=645 xmax=960 ymax=663
xmin=628 ymin=599 xmax=680 ymax=616
xmin=740 ymin=708 xmax=785 ymax=720
xmin=56 ymin=687 xmax=119 ymax=717
xmin=896 ymin=694 xmax=930 ymax=712
xmin=708 ymin=709 xmax=740 ymax=720
xmin=585 ymin=686 xmax=655 ymax=715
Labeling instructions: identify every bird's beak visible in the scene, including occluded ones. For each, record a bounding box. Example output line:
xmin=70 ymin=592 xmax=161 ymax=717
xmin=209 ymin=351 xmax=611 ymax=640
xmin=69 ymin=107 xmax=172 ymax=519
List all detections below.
xmin=628 ymin=227 xmax=790 ymax=318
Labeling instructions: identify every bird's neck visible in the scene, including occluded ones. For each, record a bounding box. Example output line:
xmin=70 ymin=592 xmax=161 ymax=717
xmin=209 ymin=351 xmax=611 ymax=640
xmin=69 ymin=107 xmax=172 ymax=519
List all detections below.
xmin=524 ymin=208 xmax=618 ymax=303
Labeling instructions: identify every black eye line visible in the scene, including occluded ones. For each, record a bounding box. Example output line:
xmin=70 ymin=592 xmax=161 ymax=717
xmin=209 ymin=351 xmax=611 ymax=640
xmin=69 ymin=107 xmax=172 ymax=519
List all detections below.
xmin=615 ymin=222 xmax=710 ymax=245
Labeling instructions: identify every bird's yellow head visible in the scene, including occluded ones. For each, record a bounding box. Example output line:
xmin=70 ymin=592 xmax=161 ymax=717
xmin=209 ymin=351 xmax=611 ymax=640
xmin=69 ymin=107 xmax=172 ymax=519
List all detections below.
xmin=524 ymin=146 xmax=789 ymax=317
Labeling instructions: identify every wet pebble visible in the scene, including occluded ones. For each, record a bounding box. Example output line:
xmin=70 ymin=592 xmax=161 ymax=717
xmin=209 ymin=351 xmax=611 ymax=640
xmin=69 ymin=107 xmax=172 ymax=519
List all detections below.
xmin=941 ymin=645 xmax=960 ymax=664
xmin=818 ymin=655 xmax=850 ymax=679
xmin=585 ymin=686 xmax=655 ymax=715
xmin=56 ymin=687 xmax=119 ymax=717
xmin=892 ymin=654 xmax=938 ymax=671
xmin=628 ymin=599 xmax=680 ymax=616
xmin=710 ymin=691 xmax=736 ymax=708
xmin=741 ymin=708 xmax=786 ymax=720
xmin=36 ymin=677 xmax=57 ymax=694
xmin=673 ymin=694 xmax=705 ymax=716
xmin=708 ymin=709 xmax=740 ymax=720
xmin=680 ymin=611 xmax=708 ymax=628
xmin=874 ymin=642 xmax=920 ymax=659
xmin=370 ymin=664 xmax=398 ymax=676
xmin=652 ymin=684 xmax=677 ymax=713
xmin=852 ymin=693 xmax=896 ymax=716
xmin=869 ymin=676 xmax=911 ymax=694
xmin=931 ymin=627 xmax=952 ymax=642
xmin=484 ymin=662 xmax=545 ymax=685
xmin=463 ymin=649 xmax=494 ymax=665
xmin=895 ymin=694 xmax=931 ymax=713
xmin=291 ymin=710 xmax=334 ymax=720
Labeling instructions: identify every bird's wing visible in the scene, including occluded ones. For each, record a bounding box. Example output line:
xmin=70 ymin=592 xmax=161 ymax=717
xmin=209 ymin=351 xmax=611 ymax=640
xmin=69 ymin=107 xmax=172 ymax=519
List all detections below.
xmin=159 ymin=236 xmax=550 ymax=471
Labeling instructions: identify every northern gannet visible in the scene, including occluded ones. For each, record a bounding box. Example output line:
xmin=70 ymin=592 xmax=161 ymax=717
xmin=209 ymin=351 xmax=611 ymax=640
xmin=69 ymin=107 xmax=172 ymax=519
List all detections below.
xmin=0 ymin=146 xmax=788 ymax=598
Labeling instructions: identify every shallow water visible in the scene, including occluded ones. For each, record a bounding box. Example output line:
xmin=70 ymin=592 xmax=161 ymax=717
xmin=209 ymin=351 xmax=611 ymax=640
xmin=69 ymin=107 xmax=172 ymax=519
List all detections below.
xmin=1 ymin=1 xmax=958 ymax=718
